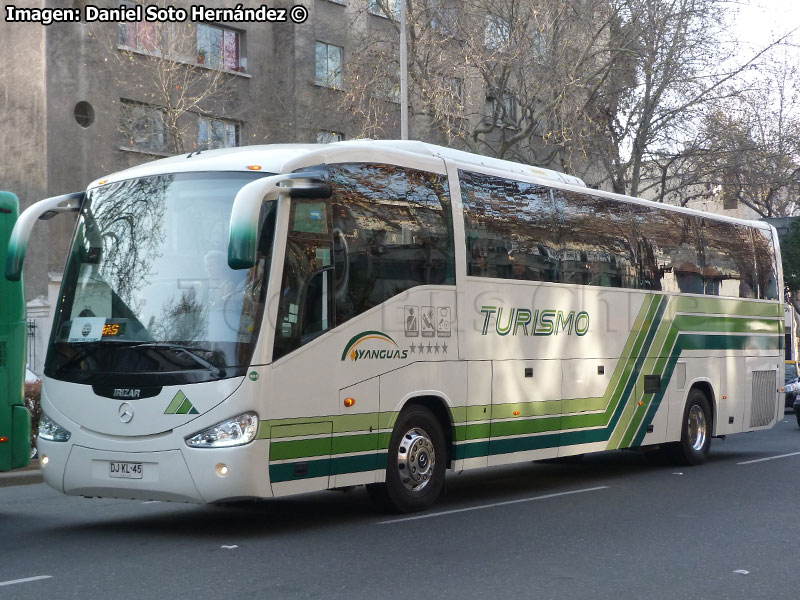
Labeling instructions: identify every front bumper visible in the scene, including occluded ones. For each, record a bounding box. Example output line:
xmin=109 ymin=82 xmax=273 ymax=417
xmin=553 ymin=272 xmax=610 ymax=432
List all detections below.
xmin=38 ymin=438 xmax=271 ymax=503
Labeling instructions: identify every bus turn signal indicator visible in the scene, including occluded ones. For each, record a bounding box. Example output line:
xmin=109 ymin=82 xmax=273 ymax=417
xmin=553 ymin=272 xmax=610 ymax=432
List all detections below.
xmin=344 ymin=398 xmax=355 ymax=408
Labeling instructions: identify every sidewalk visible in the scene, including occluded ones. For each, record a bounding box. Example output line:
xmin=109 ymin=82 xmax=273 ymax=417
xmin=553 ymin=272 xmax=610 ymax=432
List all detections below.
xmin=0 ymin=461 xmax=43 ymax=488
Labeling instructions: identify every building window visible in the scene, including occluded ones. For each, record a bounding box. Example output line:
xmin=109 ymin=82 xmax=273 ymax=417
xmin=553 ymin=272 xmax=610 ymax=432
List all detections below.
xmin=315 ymin=42 xmax=344 ymax=89
xmin=120 ymin=21 xmax=162 ymax=53
xmin=197 ymin=117 xmax=239 ymax=150
xmin=722 ymin=186 xmax=739 ymax=210
xmin=317 ymin=131 xmax=344 ymax=143
xmin=119 ymin=16 xmax=242 ymax=71
xmin=485 ymin=15 xmax=510 ymax=50
xmin=444 ymin=77 xmax=464 ymax=108
xmin=197 ymin=24 xmax=240 ymax=70
xmin=430 ymin=0 xmax=456 ymax=33
xmin=375 ymin=74 xmax=401 ymax=103
xmin=120 ymin=100 xmax=168 ymax=154
xmin=532 ymin=29 xmax=547 ymax=60
xmin=485 ymin=92 xmax=517 ymax=126
xmin=368 ymin=0 xmax=400 ymax=18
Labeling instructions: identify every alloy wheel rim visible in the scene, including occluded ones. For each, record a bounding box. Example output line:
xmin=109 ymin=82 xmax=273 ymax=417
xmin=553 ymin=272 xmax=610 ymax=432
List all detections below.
xmin=396 ymin=427 xmax=436 ymax=492
xmin=687 ymin=404 xmax=707 ymax=452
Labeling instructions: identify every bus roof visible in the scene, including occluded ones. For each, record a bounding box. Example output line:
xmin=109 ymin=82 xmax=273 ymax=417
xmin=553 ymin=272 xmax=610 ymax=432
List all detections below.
xmin=89 ymin=140 xmax=586 ymax=188
xmin=88 ymin=140 xmax=773 ymax=232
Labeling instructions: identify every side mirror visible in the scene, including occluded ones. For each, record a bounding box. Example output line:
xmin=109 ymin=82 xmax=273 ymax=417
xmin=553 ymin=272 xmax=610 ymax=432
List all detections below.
xmin=228 ymin=171 xmax=330 ymax=270
xmin=5 ymin=192 xmax=83 ymax=281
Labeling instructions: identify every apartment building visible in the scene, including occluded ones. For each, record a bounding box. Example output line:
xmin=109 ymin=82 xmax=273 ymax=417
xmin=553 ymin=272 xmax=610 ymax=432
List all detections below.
xmin=1 ymin=0 xmax=618 ymax=371
xmin=0 ymin=0 xmax=423 ymax=369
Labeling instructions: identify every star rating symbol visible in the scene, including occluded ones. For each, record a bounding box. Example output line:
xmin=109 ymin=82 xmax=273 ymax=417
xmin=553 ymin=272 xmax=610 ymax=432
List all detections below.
xmin=407 ymin=341 xmax=449 ymax=355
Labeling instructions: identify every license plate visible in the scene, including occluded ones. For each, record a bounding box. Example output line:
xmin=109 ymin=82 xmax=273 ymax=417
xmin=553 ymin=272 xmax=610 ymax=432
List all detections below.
xmin=109 ymin=462 xmax=143 ymax=479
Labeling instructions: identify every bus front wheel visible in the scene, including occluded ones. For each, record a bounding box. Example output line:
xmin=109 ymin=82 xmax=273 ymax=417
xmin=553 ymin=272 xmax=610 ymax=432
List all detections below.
xmin=669 ymin=389 xmax=712 ymax=466
xmin=367 ymin=406 xmax=446 ymax=513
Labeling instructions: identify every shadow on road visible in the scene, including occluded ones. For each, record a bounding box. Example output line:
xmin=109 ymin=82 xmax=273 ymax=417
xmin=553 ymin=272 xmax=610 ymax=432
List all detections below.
xmin=35 ymin=448 xmax=687 ymax=539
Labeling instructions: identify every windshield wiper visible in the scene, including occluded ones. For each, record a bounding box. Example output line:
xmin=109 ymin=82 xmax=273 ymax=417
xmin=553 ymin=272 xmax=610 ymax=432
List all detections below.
xmin=126 ymin=343 xmax=223 ymax=377
xmin=55 ymin=341 xmax=223 ymax=377
xmin=55 ymin=342 xmax=101 ymax=372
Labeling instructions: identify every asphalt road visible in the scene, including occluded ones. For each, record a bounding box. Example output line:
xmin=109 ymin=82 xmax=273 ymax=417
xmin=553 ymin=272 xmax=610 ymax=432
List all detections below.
xmin=3 ymin=417 xmax=800 ymax=600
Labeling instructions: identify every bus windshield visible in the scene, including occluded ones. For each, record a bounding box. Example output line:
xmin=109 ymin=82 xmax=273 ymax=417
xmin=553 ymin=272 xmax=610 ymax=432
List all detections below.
xmin=45 ymin=172 xmax=275 ymax=386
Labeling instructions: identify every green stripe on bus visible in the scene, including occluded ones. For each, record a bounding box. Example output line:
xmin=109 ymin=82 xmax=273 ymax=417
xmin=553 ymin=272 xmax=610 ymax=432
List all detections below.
xmin=262 ymin=294 xmax=782 ymax=477
xmin=599 ymin=296 xmax=668 ymax=448
xmin=630 ymin=332 xmax=782 ymax=447
xmin=482 ymin=295 xmax=670 ymax=455
xmin=457 ymin=422 xmax=491 ymax=440
xmin=617 ymin=326 xmax=680 ymax=448
xmin=269 ymin=422 xmax=333 ymax=438
xmin=270 ymin=437 xmax=332 ymax=461
xmin=672 ymin=315 xmax=780 ymax=334
xmin=601 ymin=296 xmax=668 ymax=435
xmin=269 ymin=453 xmax=387 ymax=483
xmin=672 ymin=296 xmax=782 ymax=317
xmin=269 ymin=431 xmax=393 ymax=462
xmin=331 ymin=453 xmax=386 ymax=475
xmin=609 ymin=306 xmax=677 ymax=448
xmin=269 ymin=458 xmax=330 ymax=482
xmin=477 ymin=295 xmax=667 ymax=447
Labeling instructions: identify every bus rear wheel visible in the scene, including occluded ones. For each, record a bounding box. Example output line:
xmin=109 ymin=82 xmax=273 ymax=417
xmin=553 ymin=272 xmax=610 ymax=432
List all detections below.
xmin=669 ymin=389 xmax=711 ymax=466
xmin=367 ymin=406 xmax=446 ymax=513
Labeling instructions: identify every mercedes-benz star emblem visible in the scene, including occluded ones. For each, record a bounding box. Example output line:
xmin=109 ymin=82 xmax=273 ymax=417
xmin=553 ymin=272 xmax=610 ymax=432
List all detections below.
xmin=118 ymin=402 xmax=134 ymax=423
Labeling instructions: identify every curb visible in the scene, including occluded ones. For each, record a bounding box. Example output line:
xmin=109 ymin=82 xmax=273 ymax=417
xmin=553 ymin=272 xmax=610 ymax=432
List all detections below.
xmin=0 ymin=465 xmax=44 ymax=488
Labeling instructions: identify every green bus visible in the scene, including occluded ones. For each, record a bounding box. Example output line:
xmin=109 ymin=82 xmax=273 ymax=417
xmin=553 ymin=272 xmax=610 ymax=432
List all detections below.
xmin=0 ymin=191 xmax=30 ymax=471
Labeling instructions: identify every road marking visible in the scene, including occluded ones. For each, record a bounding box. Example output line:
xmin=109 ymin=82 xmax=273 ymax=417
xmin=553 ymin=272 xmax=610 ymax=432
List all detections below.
xmin=0 ymin=576 xmax=53 ymax=587
xmin=142 ymin=501 xmax=161 ymax=504
xmin=738 ymin=451 xmax=800 ymax=465
xmin=377 ymin=486 xmax=609 ymax=525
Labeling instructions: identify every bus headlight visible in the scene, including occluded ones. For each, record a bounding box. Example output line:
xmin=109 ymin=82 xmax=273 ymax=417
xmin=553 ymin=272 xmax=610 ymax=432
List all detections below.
xmin=185 ymin=412 xmax=259 ymax=448
xmin=39 ymin=414 xmax=71 ymax=442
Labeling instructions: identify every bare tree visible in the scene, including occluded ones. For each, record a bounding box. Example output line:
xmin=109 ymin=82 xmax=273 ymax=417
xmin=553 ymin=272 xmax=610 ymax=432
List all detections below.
xmin=340 ymin=0 xmax=795 ymax=200
xmin=595 ymin=0 xmax=792 ymax=196
xmin=100 ymin=11 xmax=238 ymax=155
xmin=341 ymin=0 xmax=638 ymax=179
xmin=664 ymin=49 xmax=800 ymax=217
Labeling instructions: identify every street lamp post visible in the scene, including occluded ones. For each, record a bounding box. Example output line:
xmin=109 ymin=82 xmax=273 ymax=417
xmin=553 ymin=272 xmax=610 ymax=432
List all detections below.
xmin=400 ymin=0 xmax=408 ymax=140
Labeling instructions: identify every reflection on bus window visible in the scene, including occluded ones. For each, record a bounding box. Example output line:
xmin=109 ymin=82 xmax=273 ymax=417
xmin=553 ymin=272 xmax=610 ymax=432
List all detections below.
xmin=460 ymin=169 xmax=779 ymax=300
xmin=330 ymin=163 xmax=455 ymax=326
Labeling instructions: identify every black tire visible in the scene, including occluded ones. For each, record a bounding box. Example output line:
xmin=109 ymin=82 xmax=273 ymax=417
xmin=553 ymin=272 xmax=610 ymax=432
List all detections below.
xmin=366 ymin=406 xmax=446 ymax=513
xmin=668 ymin=389 xmax=712 ymax=466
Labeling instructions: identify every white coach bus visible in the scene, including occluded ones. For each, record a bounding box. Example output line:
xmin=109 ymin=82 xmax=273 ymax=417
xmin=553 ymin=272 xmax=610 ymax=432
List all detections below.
xmin=6 ymin=141 xmax=783 ymax=512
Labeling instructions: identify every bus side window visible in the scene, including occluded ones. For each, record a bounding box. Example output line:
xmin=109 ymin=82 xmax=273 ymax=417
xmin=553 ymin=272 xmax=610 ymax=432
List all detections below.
xmin=273 ymin=198 xmax=335 ymax=360
xmin=753 ymin=229 xmax=779 ymax=300
xmin=699 ymin=219 xmax=756 ymax=298
xmin=329 ymin=163 xmax=455 ymax=327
